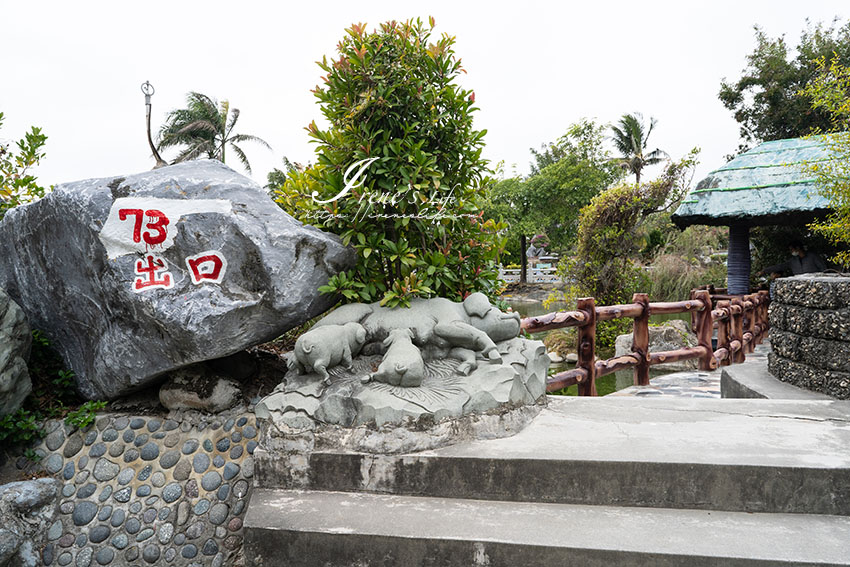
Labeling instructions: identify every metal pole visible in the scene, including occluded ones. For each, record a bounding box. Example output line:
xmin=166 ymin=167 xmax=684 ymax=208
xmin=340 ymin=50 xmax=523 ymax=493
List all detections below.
xmin=141 ymin=81 xmax=168 ymax=169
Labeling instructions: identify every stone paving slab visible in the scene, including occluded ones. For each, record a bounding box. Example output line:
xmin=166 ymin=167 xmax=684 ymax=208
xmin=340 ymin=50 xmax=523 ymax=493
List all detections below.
xmin=28 ymin=411 xmax=258 ymax=567
xmin=245 ymin=489 xmax=850 ymax=566
xmin=609 ymin=344 xmax=771 ymax=398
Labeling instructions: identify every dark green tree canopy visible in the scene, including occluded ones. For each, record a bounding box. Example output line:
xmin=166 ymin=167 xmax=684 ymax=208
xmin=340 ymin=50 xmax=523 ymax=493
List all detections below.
xmin=485 ymin=120 xmax=622 ymax=259
xmin=719 ymin=20 xmax=850 ymax=152
xmin=158 ymin=92 xmax=271 ymax=174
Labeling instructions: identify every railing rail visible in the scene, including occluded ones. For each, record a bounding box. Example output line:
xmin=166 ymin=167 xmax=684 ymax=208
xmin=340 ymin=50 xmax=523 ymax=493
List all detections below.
xmin=521 ymin=289 xmax=770 ymax=395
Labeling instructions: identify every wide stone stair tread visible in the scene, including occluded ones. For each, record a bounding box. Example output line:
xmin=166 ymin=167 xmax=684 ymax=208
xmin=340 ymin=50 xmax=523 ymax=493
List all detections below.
xmin=245 ymin=489 xmax=850 ymax=566
xmin=258 ymin=397 xmax=850 ymax=515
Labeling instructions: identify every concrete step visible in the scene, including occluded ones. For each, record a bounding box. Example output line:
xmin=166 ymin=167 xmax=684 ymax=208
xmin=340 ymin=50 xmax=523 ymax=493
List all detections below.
xmin=256 ymin=397 xmax=850 ymax=515
xmin=244 ymin=489 xmax=850 ymax=567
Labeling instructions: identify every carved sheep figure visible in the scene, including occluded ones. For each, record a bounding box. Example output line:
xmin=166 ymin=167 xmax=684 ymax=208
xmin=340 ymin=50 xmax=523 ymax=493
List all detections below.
xmin=289 ymin=322 xmax=367 ymax=385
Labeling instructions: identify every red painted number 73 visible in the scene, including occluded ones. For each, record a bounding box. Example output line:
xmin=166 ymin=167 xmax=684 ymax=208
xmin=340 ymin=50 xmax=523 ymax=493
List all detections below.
xmin=118 ymin=209 xmax=170 ymax=245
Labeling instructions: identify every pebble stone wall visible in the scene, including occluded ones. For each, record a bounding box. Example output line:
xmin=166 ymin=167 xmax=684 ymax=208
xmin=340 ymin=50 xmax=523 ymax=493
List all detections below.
xmin=24 ymin=411 xmax=257 ymax=567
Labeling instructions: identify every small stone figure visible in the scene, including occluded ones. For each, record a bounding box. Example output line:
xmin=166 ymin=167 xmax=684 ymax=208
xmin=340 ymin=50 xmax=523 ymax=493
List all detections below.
xmin=368 ymin=328 xmax=426 ymax=387
xmin=289 ymin=322 xmax=367 ymax=385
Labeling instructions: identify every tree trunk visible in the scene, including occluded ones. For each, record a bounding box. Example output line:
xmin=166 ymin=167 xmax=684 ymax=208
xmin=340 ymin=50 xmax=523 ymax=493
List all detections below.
xmin=520 ymin=234 xmax=527 ymax=284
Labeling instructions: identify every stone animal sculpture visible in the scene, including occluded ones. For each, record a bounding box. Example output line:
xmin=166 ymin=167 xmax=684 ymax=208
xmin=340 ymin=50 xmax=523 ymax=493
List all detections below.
xmin=289 ymin=322 xmax=367 ymax=385
xmin=308 ymin=292 xmax=521 ymax=384
xmin=367 ymin=328 xmax=426 ymax=387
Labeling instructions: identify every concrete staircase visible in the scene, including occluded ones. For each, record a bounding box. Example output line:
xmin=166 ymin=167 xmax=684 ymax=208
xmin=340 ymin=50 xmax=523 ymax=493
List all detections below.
xmin=244 ymin=397 xmax=850 ymax=566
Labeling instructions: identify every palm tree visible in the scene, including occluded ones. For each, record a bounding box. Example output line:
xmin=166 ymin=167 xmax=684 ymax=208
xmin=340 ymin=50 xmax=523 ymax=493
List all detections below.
xmin=157 ymin=92 xmax=271 ymax=174
xmin=610 ymin=113 xmax=668 ymax=184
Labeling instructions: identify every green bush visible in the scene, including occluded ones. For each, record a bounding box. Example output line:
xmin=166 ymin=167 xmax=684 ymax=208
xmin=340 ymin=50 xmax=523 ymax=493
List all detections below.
xmin=646 ymin=254 xmax=727 ymax=301
xmin=273 ymin=18 xmax=506 ymax=307
xmin=0 ymin=409 xmax=44 ymax=444
xmin=65 ymin=401 xmax=107 ymax=430
xmin=0 ymin=112 xmax=48 ymax=220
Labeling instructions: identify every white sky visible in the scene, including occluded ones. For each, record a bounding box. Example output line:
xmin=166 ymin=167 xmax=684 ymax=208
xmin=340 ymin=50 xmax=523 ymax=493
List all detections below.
xmin=1 ymin=1 xmax=847 ymax=189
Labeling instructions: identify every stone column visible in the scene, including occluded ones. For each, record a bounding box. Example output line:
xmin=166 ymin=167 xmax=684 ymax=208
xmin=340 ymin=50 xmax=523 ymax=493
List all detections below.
xmin=727 ymin=224 xmax=751 ymax=295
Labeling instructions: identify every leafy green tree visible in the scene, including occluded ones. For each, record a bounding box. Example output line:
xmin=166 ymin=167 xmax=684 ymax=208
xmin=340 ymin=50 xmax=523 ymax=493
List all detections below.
xmin=158 ymin=92 xmax=271 ymax=174
xmin=484 ymin=120 xmax=621 ymax=273
xmin=0 ymin=112 xmax=47 ymax=220
xmin=273 ymin=18 xmax=506 ymax=307
xmin=610 ymin=113 xmax=668 ymax=184
xmin=719 ymin=20 xmax=850 ymax=152
xmin=800 ymin=56 xmax=850 ymax=267
xmin=556 ymin=151 xmax=698 ymax=347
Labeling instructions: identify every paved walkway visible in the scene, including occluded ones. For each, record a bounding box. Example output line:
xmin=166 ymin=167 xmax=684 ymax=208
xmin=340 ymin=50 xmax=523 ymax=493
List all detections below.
xmin=608 ymin=343 xmax=770 ymax=399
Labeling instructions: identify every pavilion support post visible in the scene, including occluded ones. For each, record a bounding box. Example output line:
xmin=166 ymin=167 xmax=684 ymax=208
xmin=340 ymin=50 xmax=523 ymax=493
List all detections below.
xmin=727 ymin=224 xmax=751 ymax=295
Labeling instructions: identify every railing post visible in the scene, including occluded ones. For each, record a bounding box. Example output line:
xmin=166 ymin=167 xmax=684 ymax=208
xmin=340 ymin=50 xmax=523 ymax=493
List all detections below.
xmin=631 ymin=293 xmax=650 ymax=386
xmin=744 ymin=296 xmax=756 ymax=354
xmin=717 ymin=300 xmax=731 ymax=367
xmin=731 ymin=297 xmax=745 ymax=364
xmin=693 ymin=289 xmax=715 ymax=371
xmin=576 ymin=297 xmax=597 ymax=396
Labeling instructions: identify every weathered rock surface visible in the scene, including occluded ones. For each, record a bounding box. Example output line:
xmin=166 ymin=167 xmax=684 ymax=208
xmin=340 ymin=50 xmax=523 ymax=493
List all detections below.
xmin=615 ymin=319 xmax=697 ymax=371
xmin=159 ymin=365 xmax=242 ymax=412
xmin=0 ymin=289 xmax=31 ymax=416
xmin=0 ymin=160 xmax=354 ymax=399
xmin=768 ymin=273 xmax=850 ymax=399
xmin=0 ymin=478 xmax=59 ymax=567
xmin=771 ymin=272 xmax=850 ymax=309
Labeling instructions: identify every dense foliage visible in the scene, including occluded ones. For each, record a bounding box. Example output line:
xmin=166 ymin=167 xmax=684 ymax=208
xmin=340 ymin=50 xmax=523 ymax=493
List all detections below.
xmin=274 ymin=18 xmax=506 ymax=306
xmin=484 ymin=120 xmax=621 ymax=261
xmin=549 ymin=151 xmax=699 ymax=347
xmin=799 ymin=56 xmax=850 ymax=267
xmin=719 ymin=20 xmax=850 ymax=153
xmin=0 ymin=112 xmax=47 ymax=220
xmin=158 ymin=92 xmax=271 ymax=174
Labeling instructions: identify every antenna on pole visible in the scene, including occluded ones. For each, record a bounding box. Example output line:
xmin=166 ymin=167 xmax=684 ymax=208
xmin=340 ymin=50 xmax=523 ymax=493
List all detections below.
xmin=142 ymin=81 xmax=168 ymax=169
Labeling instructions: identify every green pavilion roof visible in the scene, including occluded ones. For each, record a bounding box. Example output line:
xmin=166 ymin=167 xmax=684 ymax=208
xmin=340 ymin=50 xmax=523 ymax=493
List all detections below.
xmin=672 ymin=137 xmax=834 ymax=228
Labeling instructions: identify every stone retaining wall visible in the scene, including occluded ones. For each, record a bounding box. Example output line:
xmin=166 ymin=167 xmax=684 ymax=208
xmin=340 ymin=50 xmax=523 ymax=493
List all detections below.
xmin=25 ymin=410 xmax=257 ymax=567
xmin=768 ymin=274 xmax=850 ymax=399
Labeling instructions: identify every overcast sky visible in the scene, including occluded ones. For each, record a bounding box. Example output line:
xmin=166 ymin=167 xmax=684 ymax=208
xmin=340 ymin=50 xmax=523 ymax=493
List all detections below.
xmin=2 ymin=1 xmax=847 ymax=190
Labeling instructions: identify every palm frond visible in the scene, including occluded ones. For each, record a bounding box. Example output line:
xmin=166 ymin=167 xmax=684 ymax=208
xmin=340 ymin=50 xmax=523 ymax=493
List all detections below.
xmin=229 ymin=133 xmax=272 ymax=150
xmin=230 ymin=143 xmax=252 ymax=174
xmin=225 ymin=107 xmax=240 ymax=138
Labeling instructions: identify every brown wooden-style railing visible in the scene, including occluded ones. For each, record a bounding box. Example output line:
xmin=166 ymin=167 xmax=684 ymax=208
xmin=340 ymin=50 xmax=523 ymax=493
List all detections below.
xmin=521 ymin=289 xmax=770 ymax=395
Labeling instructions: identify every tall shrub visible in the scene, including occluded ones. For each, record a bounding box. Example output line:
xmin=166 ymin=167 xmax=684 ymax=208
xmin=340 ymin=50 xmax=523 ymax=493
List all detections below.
xmin=275 ymin=18 xmax=505 ymax=307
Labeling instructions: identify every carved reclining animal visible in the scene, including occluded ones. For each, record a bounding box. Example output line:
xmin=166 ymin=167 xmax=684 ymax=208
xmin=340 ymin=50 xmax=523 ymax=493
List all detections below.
xmin=288 ymin=321 xmax=367 ymax=385
xmin=367 ymin=328 xmax=426 ymax=387
xmin=298 ymin=292 xmax=521 ymax=385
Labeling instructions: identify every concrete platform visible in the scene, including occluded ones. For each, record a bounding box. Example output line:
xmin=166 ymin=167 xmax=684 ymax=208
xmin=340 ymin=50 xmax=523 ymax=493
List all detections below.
xmin=257 ymin=396 xmax=850 ymax=515
xmin=245 ymin=489 xmax=850 ymax=566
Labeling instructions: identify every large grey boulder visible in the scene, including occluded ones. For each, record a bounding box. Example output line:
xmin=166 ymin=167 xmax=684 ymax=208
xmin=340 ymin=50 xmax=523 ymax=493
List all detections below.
xmin=0 ymin=288 xmax=31 ymax=415
xmin=0 ymin=478 xmax=59 ymax=567
xmin=0 ymin=160 xmax=354 ymax=399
